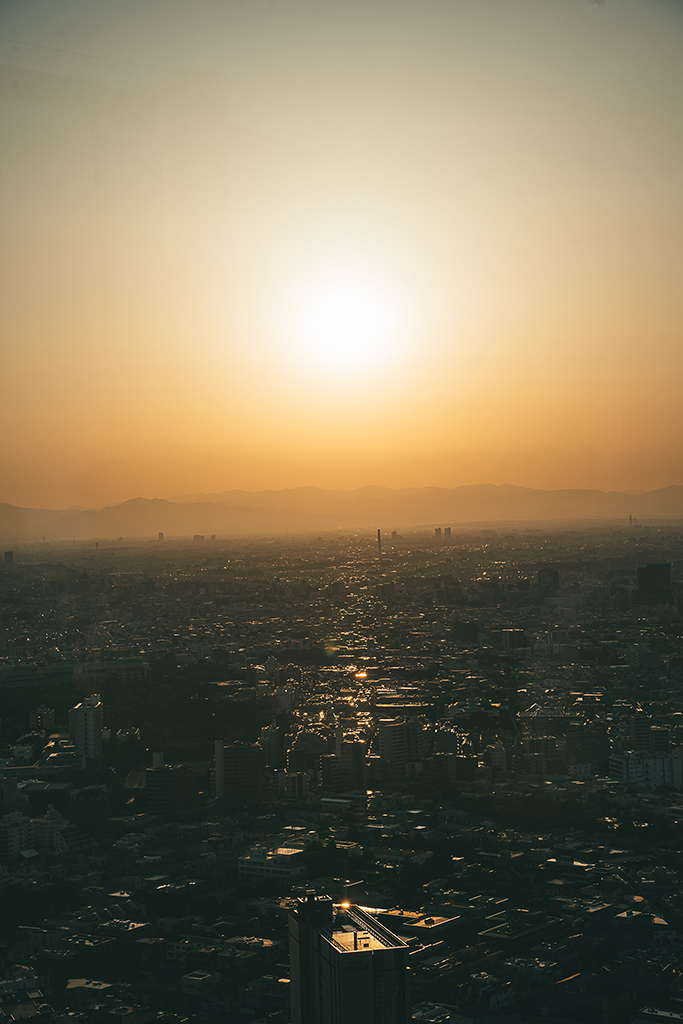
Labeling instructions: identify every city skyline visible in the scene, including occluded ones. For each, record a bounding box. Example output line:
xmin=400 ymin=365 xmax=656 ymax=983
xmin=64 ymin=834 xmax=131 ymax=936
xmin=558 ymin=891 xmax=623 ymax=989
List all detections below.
xmin=3 ymin=4 xmax=683 ymax=1014
xmin=7 ymin=481 xmax=683 ymax=544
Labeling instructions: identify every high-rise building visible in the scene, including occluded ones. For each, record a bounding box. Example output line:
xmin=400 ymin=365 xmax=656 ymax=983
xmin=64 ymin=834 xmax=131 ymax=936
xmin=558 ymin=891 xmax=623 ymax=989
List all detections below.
xmin=377 ymin=719 xmax=407 ymax=777
xmin=289 ymin=894 xmax=410 ymax=1024
xmin=321 ymin=753 xmax=342 ymax=790
xmin=218 ymin=741 xmax=265 ymax=800
xmin=377 ymin=718 xmax=429 ymax=779
xmin=322 ymin=739 xmax=368 ymax=792
xmin=146 ymin=764 xmax=176 ymax=815
xmin=628 ymin=716 xmax=670 ymax=756
xmin=565 ymin=725 xmax=610 ymax=774
xmin=0 ymin=812 xmax=29 ymax=860
xmin=279 ymin=771 xmax=309 ymax=799
xmin=68 ymin=694 xmax=103 ymax=758
xmin=259 ymin=720 xmax=283 ymax=768
xmin=339 ymin=739 xmax=368 ymax=791
xmin=0 ymin=776 xmax=17 ymax=815
xmin=406 ymin=717 xmax=430 ymax=762
xmin=145 ymin=760 xmax=198 ymax=815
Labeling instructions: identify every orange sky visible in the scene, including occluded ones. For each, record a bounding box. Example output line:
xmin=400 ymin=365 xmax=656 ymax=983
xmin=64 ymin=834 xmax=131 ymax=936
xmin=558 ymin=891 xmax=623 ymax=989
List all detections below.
xmin=1 ymin=0 xmax=683 ymax=508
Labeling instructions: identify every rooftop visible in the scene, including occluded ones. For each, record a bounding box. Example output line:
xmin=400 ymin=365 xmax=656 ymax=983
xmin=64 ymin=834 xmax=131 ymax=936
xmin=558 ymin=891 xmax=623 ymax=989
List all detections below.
xmin=328 ymin=905 xmax=408 ymax=954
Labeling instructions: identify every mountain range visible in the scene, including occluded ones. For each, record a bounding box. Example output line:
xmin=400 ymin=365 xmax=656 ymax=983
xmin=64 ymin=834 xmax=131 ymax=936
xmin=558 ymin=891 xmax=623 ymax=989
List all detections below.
xmin=2 ymin=484 xmax=683 ymax=543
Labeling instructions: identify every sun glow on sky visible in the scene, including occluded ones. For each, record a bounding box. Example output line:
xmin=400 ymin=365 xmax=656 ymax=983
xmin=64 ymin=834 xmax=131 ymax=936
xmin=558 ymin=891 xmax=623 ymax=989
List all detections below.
xmin=2 ymin=0 xmax=683 ymax=506
xmin=295 ymin=280 xmax=399 ymax=371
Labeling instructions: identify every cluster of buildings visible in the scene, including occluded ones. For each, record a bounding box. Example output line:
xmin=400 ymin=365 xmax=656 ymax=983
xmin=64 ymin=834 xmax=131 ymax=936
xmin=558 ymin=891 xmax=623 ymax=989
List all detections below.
xmin=1 ymin=525 xmax=683 ymax=1020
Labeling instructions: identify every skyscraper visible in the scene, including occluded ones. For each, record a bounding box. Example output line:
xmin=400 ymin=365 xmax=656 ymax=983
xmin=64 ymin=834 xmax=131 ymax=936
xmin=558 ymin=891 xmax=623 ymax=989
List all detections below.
xmin=146 ymin=763 xmax=177 ymax=815
xmin=339 ymin=739 xmax=368 ymax=791
xmin=322 ymin=738 xmax=368 ymax=792
xmin=215 ymin=741 xmax=264 ymax=800
xmin=377 ymin=718 xmax=407 ymax=777
xmin=289 ymin=893 xmax=410 ymax=1024
xmin=68 ymin=694 xmax=103 ymax=758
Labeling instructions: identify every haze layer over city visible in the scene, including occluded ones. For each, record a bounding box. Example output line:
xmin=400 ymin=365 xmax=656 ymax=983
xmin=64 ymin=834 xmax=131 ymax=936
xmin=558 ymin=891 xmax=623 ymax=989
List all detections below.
xmin=3 ymin=0 xmax=683 ymax=1023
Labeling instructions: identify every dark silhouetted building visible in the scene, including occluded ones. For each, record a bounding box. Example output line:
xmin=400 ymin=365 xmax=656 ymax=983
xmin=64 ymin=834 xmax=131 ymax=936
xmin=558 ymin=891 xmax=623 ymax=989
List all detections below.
xmin=322 ymin=736 xmax=368 ymax=792
xmin=259 ymin=721 xmax=284 ymax=768
xmin=146 ymin=763 xmax=176 ymax=816
xmin=30 ymin=706 xmax=55 ymax=732
xmin=289 ymin=894 xmax=410 ymax=1024
xmin=378 ymin=719 xmax=407 ymax=777
xmin=146 ymin=761 xmax=198 ymax=816
xmin=565 ymin=725 xmax=611 ymax=774
xmin=339 ymin=739 xmax=368 ymax=790
xmin=0 ymin=776 xmax=17 ymax=815
xmin=629 ymin=716 xmax=670 ymax=755
xmin=221 ymin=741 xmax=264 ymax=800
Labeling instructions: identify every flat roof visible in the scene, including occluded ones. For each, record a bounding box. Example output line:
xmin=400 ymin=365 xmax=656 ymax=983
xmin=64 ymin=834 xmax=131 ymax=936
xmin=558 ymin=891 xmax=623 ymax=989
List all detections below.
xmin=326 ymin=905 xmax=408 ymax=954
xmin=332 ymin=927 xmax=387 ymax=952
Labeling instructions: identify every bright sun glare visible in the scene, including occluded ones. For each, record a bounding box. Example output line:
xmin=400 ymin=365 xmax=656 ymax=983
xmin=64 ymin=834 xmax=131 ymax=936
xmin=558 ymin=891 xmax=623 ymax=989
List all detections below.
xmin=296 ymin=281 xmax=397 ymax=370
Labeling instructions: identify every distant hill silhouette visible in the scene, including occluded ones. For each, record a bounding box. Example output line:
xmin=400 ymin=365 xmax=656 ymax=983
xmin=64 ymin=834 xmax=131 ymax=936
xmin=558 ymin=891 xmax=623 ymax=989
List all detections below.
xmin=1 ymin=485 xmax=683 ymax=542
xmin=169 ymin=483 xmax=683 ymax=525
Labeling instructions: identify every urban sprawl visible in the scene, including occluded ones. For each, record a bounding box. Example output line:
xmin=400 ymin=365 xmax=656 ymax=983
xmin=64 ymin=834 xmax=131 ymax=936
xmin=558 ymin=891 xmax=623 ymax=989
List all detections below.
xmin=1 ymin=524 xmax=683 ymax=1024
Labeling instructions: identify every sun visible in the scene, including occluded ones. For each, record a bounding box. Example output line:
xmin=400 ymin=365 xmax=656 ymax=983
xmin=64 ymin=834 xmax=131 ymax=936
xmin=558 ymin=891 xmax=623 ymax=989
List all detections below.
xmin=296 ymin=280 xmax=397 ymax=370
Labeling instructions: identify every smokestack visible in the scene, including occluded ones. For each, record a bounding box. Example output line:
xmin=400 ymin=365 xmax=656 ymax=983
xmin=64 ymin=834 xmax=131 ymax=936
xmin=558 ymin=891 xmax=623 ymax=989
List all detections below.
xmin=214 ymin=740 xmax=225 ymax=801
xmin=377 ymin=529 xmax=382 ymax=560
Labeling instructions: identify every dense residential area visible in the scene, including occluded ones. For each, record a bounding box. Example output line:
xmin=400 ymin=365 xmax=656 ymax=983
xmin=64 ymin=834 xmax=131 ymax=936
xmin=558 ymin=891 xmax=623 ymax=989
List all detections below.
xmin=2 ymin=524 xmax=683 ymax=1024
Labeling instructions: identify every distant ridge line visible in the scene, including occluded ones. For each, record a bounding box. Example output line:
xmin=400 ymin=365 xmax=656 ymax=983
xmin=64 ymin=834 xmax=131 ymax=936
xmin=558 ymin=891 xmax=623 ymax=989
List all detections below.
xmin=2 ymin=484 xmax=683 ymax=542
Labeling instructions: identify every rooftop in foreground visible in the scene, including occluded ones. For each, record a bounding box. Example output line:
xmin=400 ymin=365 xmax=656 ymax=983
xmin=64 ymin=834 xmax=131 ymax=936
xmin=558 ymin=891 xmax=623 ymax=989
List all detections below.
xmin=293 ymin=894 xmax=408 ymax=953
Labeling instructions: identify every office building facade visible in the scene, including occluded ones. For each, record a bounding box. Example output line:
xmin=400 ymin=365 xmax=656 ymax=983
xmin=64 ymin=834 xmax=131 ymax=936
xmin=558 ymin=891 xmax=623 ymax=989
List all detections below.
xmin=68 ymin=694 xmax=103 ymax=758
xmin=289 ymin=893 xmax=410 ymax=1024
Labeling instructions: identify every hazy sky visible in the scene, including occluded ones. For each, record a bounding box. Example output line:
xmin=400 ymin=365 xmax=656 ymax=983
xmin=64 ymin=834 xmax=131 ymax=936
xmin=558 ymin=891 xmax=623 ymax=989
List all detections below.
xmin=2 ymin=0 xmax=682 ymax=507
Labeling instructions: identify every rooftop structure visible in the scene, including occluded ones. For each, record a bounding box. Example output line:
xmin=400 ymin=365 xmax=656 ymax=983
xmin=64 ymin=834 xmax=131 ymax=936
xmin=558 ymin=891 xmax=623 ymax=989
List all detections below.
xmin=289 ymin=893 xmax=410 ymax=1023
